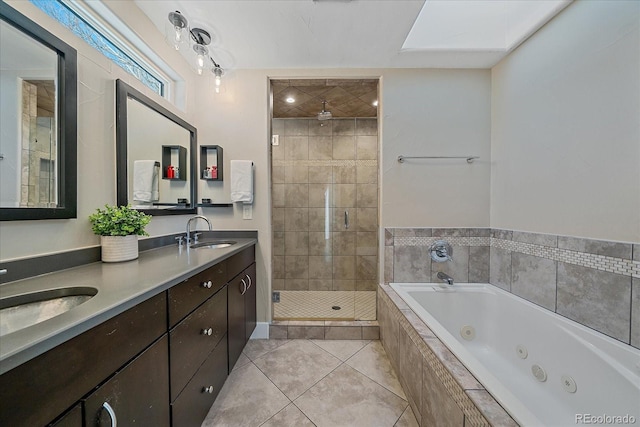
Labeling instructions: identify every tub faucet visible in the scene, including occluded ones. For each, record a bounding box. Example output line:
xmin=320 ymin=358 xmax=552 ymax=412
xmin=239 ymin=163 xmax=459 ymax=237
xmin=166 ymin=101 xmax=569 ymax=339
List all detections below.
xmin=185 ymin=215 xmax=212 ymax=245
xmin=437 ymin=272 xmax=454 ymax=286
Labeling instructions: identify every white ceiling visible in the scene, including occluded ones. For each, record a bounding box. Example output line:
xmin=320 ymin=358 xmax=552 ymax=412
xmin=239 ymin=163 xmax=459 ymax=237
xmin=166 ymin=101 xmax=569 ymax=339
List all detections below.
xmin=134 ymin=0 xmax=572 ymax=70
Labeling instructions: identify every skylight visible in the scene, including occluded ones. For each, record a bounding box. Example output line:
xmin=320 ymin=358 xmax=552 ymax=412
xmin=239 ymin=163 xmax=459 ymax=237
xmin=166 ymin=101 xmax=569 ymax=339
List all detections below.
xmin=403 ymin=0 xmax=572 ymax=52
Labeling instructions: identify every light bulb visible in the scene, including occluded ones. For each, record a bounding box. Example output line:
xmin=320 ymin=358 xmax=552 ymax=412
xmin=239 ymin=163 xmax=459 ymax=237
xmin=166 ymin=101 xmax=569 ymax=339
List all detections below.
xmin=213 ymin=66 xmax=223 ymax=94
xmin=173 ymin=27 xmax=183 ymax=50
xmin=197 ymin=54 xmax=205 ymax=75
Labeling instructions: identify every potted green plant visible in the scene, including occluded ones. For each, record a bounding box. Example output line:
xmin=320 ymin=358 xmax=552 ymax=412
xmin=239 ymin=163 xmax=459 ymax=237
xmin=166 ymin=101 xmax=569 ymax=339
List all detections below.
xmin=89 ymin=204 xmax=151 ymax=262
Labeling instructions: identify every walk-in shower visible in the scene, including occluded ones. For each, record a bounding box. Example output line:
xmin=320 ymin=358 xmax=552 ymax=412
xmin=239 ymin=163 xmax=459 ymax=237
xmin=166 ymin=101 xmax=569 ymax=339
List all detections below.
xmin=270 ymin=78 xmax=379 ymax=321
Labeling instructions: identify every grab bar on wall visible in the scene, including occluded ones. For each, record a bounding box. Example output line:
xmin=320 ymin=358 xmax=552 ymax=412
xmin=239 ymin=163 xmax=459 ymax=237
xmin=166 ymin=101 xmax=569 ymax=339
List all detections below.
xmin=397 ymin=155 xmax=479 ymax=164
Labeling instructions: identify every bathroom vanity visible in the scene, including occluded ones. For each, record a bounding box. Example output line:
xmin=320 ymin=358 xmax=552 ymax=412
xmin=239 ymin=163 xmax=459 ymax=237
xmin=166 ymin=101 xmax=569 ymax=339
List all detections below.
xmin=0 ymin=235 xmax=257 ymax=427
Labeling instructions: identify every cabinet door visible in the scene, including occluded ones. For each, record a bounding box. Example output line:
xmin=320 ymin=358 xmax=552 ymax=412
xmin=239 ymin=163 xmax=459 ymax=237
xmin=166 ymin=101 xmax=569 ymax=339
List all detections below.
xmin=227 ymin=272 xmax=247 ymax=372
xmin=244 ymin=263 xmax=257 ymax=340
xmin=83 ymin=335 xmax=170 ymax=427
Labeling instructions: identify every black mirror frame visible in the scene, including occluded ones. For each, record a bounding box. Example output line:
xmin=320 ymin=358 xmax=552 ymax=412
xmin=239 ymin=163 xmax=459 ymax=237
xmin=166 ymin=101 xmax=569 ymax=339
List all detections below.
xmin=0 ymin=2 xmax=77 ymax=221
xmin=115 ymin=79 xmax=197 ymax=216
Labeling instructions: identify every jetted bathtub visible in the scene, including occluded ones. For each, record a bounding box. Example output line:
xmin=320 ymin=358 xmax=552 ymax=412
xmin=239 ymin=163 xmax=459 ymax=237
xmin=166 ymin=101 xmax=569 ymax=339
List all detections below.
xmin=390 ymin=283 xmax=640 ymax=427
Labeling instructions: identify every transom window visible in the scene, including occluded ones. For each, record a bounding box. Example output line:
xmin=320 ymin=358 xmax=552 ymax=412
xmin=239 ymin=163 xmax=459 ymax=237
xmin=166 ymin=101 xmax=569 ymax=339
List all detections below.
xmin=31 ymin=0 xmax=165 ymax=96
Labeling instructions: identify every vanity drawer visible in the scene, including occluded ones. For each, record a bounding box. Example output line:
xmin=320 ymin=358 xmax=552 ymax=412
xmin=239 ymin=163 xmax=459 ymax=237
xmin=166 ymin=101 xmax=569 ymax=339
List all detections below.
xmin=0 ymin=292 xmax=167 ymax=427
xmin=171 ymin=336 xmax=228 ymax=427
xmin=168 ymin=260 xmax=227 ymax=327
xmin=226 ymin=245 xmax=255 ymax=281
xmin=170 ymin=286 xmax=227 ymax=401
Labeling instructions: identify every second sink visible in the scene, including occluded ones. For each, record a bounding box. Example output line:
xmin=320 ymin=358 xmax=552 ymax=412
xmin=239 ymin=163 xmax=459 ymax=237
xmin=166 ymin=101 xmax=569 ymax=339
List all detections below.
xmin=190 ymin=241 xmax=236 ymax=249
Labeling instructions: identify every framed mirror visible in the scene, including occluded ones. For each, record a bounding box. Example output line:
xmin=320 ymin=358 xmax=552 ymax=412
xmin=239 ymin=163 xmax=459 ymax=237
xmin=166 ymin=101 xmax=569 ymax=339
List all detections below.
xmin=0 ymin=2 xmax=77 ymax=220
xmin=115 ymin=79 xmax=197 ymax=215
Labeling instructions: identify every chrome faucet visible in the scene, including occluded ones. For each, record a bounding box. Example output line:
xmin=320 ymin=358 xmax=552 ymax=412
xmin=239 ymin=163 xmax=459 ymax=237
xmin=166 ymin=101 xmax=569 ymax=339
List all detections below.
xmin=437 ymin=272 xmax=454 ymax=286
xmin=185 ymin=215 xmax=212 ymax=245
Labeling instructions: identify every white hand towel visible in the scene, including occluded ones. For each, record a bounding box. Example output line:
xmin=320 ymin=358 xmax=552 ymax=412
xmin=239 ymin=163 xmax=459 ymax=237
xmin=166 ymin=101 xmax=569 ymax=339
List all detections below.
xmin=230 ymin=160 xmax=254 ymax=204
xmin=133 ymin=160 xmax=160 ymax=202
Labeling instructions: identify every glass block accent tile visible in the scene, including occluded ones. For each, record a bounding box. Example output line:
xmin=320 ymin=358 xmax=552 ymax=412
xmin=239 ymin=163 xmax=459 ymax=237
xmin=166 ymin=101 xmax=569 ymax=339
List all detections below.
xmin=491 ymin=238 xmax=638 ymax=278
xmin=31 ymin=0 xmax=164 ymax=95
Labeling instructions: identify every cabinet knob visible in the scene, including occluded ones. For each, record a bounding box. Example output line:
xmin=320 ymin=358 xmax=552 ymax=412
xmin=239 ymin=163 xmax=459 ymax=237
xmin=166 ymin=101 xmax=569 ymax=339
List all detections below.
xmin=201 ymin=327 xmax=213 ymax=336
xmin=203 ymin=385 xmax=214 ymax=394
xmin=201 ymin=280 xmax=212 ymax=289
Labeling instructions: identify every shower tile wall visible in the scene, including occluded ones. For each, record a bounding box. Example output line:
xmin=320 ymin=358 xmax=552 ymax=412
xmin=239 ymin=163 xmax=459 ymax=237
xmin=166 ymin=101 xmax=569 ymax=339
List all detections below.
xmin=272 ymin=118 xmax=378 ymax=320
xmin=384 ymin=227 xmax=640 ymax=349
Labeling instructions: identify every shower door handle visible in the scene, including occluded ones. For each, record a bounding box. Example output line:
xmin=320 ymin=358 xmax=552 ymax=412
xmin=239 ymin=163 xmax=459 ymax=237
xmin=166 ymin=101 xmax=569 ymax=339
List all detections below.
xmin=344 ymin=210 xmax=349 ymax=229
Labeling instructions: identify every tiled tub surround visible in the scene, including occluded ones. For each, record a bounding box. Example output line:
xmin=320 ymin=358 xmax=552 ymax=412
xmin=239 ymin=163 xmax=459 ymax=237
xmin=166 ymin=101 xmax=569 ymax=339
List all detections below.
xmin=378 ymin=284 xmax=517 ymax=427
xmin=389 ymin=282 xmax=640 ymax=426
xmin=271 ymin=117 xmax=379 ymax=319
xmin=385 ymin=228 xmax=640 ymax=349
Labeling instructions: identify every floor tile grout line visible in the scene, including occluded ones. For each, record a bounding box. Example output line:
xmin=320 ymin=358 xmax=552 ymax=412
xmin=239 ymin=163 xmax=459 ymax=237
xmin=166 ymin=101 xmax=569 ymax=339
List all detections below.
xmin=346 ymin=361 xmax=409 ymax=402
xmin=290 ymin=401 xmax=319 ymax=427
xmin=249 ymin=359 xmax=297 ymax=404
xmin=343 ymin=341 xmax=409 ymax=401
xmin=308 ymin=338 xmax=370 ymax=362
xmin=391 ymin=403 xmax=412 ymax=427
xmin=252 ymin=339 xmax=343 ymax=402
xmin=244 ymin=339 xmax=292 ymax=362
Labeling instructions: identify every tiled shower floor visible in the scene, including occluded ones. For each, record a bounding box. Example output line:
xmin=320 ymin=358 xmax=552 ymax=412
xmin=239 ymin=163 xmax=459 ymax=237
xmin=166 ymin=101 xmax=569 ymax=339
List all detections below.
xmin=202 ymin=339 xmax=418 ymax=427
xmin=273 ymin=291 xmax=377 ymax=321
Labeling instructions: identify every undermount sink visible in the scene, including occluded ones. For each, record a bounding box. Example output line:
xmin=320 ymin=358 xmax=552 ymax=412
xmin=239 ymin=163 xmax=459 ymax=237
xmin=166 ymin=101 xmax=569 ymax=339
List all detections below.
xmin=0 ymin=287 xmax=98 ymax=336
xmin=190 ymin=240 xmax=236 ymax=249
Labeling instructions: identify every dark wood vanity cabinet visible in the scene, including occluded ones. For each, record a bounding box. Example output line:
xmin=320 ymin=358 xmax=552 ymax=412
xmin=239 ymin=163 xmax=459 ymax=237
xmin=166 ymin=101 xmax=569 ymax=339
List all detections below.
xmin=0 ymin=293 xmax=167 ymax=427
xmin=0 ymin=243 xmax=256 ymax=427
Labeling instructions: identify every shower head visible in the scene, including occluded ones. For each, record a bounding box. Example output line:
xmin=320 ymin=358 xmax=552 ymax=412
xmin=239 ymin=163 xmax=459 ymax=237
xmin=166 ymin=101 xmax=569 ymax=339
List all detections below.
xmin=317 ymin=100 xmax=332 ymax=121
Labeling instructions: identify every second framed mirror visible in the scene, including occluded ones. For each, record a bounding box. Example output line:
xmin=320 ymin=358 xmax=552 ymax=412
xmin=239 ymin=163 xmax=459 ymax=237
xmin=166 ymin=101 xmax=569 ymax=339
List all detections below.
xmin=115 ymin=79 xmax=197 ymax=215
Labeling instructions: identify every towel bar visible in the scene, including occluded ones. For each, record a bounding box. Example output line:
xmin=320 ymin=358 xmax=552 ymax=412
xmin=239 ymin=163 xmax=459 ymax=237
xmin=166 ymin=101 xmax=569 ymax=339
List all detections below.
xmin=397 ymin=155 xmax=479 ymax=164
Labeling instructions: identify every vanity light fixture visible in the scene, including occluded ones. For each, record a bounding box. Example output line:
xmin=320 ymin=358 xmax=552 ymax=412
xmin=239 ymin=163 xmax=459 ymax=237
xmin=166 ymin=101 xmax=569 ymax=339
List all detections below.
xmin=372 ymin=100 xmax=378 ymax=107
xmin=286 ymin=97 xmax=295 ymax=103
xmin=166 ymin=11 xmax=225 ymax=89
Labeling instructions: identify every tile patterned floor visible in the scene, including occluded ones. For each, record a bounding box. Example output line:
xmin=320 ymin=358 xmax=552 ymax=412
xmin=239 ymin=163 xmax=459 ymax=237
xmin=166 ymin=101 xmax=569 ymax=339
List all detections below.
xmin=202 ymin=339 xmax=419 ymax=427
xmin=273 ymin=291 xmax=377 ymax=320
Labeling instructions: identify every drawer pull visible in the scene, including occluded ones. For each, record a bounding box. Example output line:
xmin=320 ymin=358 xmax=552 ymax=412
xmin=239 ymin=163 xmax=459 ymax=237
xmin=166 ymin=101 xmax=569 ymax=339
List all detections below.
xmin=201 ymin=327 xmax=213 ymax=336
xmin=240 ymin=279 xmax=247 ymax=295
xmin=201 ymin=280 xmax=212 ymax=289
xmin=203 ymin=385 xmax=214 ymax=394
xmin=245 ymin=274 xmax=252 ymax=289
xmin=102 ymin=402 xmax=117 ymax=427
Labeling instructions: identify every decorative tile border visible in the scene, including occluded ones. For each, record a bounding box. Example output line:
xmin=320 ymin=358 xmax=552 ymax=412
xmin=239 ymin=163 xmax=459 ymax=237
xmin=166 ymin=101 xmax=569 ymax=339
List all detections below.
xmin=394 ymin=236 xmax=490 ymax=247
xmin=492 ymin=238 xmax=639 ymax=278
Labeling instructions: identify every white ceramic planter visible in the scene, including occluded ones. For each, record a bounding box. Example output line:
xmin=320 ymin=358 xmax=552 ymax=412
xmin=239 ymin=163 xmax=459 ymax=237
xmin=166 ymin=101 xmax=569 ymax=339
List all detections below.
xmin=100 ymin=235 xmax=139 ymax=262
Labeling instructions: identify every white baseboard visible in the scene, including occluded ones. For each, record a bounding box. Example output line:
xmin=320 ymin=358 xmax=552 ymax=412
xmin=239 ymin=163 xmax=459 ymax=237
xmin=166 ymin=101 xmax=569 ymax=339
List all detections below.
xmin=249 ymin=322 xmax=270 ymax=339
